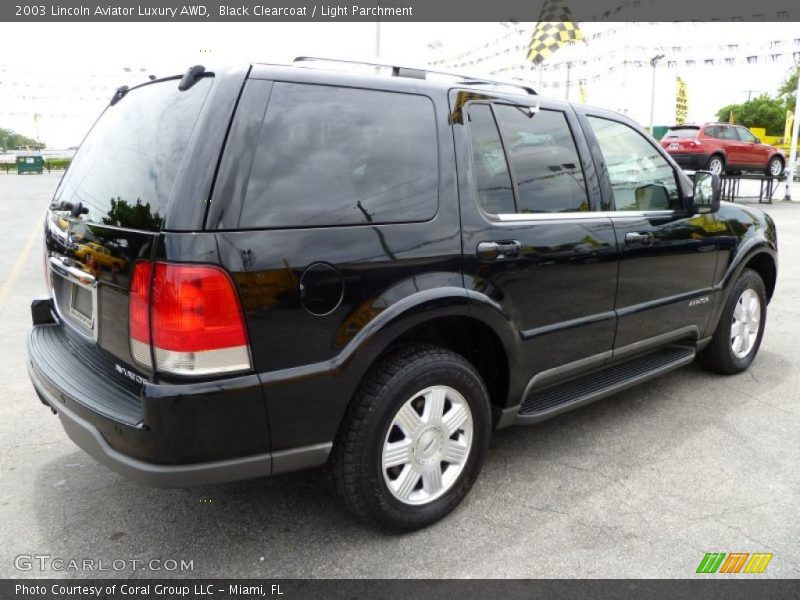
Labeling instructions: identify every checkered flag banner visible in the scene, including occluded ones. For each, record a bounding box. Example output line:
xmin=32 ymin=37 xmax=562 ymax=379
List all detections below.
xmin=527 ymin=0 xmax=584 ymax=65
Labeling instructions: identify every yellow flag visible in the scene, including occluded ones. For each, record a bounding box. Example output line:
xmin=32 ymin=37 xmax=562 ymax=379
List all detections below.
xmin=527 ymin=0 xmax=584 ymax=65
xmin=675 ymin=76 xmax=688 ymax=124
xmin=784 ymin=110 xmax=794 ymax=144
xmin=729 ymin=110 xmax=735 ymax=124
xmin=578 ymin=81 xmax=587 ymax=104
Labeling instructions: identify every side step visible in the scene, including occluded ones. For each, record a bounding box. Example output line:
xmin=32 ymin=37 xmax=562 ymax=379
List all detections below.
xmin=516 ymin=346 xmax=695 ymax=424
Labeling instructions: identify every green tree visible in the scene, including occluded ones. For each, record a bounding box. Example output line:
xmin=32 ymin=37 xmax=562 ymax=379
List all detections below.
xmin=778 ymin=63 xmax=799 ymax=109
xmin=715 ymin=94 xmax=786 ymax=135
xmin=0 ymin=127 xmax=42 ymax=151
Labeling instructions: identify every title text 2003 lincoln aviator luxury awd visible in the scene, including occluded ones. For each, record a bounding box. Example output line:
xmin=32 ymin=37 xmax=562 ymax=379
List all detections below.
xmin=27 ymin=59 xmax=777 ymax=529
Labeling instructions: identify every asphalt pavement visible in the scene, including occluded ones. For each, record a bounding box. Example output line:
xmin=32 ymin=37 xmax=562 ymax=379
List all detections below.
xmin=0 ymin=172 xmax=798 ymax=578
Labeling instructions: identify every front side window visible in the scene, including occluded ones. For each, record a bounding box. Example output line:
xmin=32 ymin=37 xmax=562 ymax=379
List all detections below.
xmin=587 ymin=116 xmax=680 ymax=211
xmin=736 ymin=127 xmax=758 ymax=143
xmin=239 ymin=83 xmax=438 ymax=228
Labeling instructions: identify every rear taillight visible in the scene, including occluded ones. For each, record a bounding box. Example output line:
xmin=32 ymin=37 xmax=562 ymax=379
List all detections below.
xmin=129 ymin=261 xmax=251 ymax=376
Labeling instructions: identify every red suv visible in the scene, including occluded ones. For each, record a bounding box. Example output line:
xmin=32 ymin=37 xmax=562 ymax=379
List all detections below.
xmin=660 ymin=123 xmax=785 ymax=177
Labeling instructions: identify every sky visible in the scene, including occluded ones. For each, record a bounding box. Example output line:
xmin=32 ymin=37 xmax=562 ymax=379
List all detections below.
xmin=0 ymin=22 xmax=797 ymax=148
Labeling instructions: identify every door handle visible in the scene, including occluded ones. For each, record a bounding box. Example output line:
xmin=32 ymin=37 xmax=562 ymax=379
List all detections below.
xmin=624 ymin=232 xmax=653 ymax=245
xmin=477 ymin=240 xmax=521 ymax=261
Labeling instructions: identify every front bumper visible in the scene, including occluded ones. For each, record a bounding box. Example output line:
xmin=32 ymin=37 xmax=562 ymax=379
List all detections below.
xmin=27 ymin=308 xmax=330 ymax=487
xmin=667 ymin=152 xmax=709 ymax=170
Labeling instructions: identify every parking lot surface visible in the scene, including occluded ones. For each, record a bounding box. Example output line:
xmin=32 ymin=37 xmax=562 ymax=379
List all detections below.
xmin=0 ymin=172 xmax=798 ymax=578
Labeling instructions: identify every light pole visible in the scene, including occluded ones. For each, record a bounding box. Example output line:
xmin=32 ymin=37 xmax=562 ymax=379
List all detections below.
xmin=649 ymin=54 xmax=665 ymax=136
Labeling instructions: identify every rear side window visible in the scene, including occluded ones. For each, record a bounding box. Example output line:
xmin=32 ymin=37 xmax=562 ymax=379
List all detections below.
xmin=466 ymin=103 xmax=588 ymax=214
xmin=54 ymin=77 xmax=212 ymax=229
xmin=494 ymin=106 xmax=588 ymax=213
xmin=664 ymin=127 xmax=699 ymax=139
xmin=466 ymin=104 xmax=515 ymax=214
xmin=238 ymin=83 xmax=438 ymax=228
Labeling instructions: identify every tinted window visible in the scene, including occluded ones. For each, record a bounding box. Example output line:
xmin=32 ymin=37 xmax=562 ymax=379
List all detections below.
xmin=703 ymin=126 xmax=720 ymax=139
xmin=239 ymin=83 xmax=438 ymax=228
xmin=587 ymin=116 xmax=680 ymax=211
xmin=719 ymin=126 xmax=738 ymax=141
xmin=664 ymin=127 xmax=699 ymax=139
xmin=495 ymin=106 xmax=589 ymax=213
xmin=54 ymin=78 xmax=212 ymax=229
xmin=736 ymin=127 xmax=758 ymax=143
xmin=466 ymin=103 xmax=515 ymax=214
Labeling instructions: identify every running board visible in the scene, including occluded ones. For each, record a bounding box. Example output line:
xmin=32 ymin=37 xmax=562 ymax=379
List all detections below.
xmin=516 ymin=346 xmax=696 ymax=424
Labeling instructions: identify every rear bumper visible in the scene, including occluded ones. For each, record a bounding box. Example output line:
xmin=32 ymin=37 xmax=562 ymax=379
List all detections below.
xmin=667 ymin=152 xmax=709 ymax=170
xmin=27 ymin=312 xmax=331 ymax=487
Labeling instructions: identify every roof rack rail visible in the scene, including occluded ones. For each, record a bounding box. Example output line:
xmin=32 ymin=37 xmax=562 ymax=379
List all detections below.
xmin=293 ymin=56 xmax=537 ymax=96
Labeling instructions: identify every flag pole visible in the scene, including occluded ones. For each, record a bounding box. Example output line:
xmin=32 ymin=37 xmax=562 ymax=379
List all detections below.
xmin=784 ymin=73 xmax=800 ymax=201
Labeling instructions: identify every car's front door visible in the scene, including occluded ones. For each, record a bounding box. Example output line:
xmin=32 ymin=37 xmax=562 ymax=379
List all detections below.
xmin=580 ymin=113 xmax=719 ymax=351
xmin=719 ymin=124 xmax=745 ymax=166
xmin=454 ymin=92 xmax=619 ymax=386
xmin=734 ymin=126 xmax=770 ymax=168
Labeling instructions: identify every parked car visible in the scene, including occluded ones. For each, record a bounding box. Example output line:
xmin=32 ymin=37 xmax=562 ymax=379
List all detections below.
xmin=660 ymin=123 xmax=785 ymax=177
xmin=28 ymin=60 xmax=778 ymax=530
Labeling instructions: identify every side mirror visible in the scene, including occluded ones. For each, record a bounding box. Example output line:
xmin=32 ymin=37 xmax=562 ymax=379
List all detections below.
xmin=692 ymin=170 xmax=721 ymax=214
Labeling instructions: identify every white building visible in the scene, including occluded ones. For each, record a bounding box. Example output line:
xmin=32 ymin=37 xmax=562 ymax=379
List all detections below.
xmin=427 ymin=22 xmax=800 ymax=129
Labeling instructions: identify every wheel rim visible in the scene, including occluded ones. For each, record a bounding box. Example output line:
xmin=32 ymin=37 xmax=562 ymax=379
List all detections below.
xmin=731 ymin=288 xmax=761 ymax=359
xmin=381 ymin=385 xmax=473 ymax=506
xmin=770 ymin=159 xmax=782 ymax=176
xmin=709 ymin=158 xmax=723 ymax=175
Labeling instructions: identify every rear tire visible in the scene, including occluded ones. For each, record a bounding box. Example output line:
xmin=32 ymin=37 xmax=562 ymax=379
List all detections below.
xmin=706 ymin=155 xmax=725 ymax=175
xmin=698 ymin=269 xmax=767 ymax=375
xmin=766 ymin=156 xmax=784 ymax=177
xmin=330 ymin=344 xmax=491 ymax=530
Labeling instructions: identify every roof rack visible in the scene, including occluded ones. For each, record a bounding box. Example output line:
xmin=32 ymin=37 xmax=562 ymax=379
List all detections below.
xmin=293 ymin=56 xmax=537 ymax=96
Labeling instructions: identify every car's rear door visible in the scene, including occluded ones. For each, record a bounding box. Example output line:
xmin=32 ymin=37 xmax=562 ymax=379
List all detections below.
xmin=578 ymin=110 xmax=719 ymax=351
xmin=454 ymin=91 xmax=618 ymax=387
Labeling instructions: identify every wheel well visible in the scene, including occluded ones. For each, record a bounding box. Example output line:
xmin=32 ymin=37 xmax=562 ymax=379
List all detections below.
xmin=385 ymin=316 xmax=510 ymax=412
xmin=710 ymin=152 xmax=725 ymax=164
xmin=745 ymin=253 xmax=776 ymax=301
xmin=768 ymin=154 xmax=784 ymax=165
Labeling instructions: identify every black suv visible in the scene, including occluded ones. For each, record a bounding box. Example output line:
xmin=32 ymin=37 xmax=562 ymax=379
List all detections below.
xmin=28 ymin=59 xmax=777 ymax=530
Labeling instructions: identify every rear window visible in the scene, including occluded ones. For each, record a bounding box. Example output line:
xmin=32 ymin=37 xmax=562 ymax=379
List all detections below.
xmin=663 ymin=127 xmax=699 ymax=139
xmin=54 ymin=77 xmax=212 ymax=229
xmin=236 ymin=83 xmax=438 ymax=228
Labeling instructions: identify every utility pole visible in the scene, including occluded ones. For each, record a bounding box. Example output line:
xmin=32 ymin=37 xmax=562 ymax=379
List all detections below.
xmin=649 ymin=54 xmax=665 ymax=135
xmin=784 ymin=73 xmax=800 ymax=201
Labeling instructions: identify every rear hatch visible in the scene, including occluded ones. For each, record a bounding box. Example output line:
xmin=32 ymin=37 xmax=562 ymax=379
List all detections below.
xmin=44 ymin=74 xmax=216 ymax=388
xmin=660 ymin=125 xmax=701 ymax=151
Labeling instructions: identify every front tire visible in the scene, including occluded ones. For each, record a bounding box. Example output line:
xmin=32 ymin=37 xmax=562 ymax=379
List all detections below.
xmin=330 ymin=344 xmax=491 ymax=530
xmin=698 ymin=269 xmax=767 ymax=374
xmin=766 ymin=156 xmax=784 ymax=177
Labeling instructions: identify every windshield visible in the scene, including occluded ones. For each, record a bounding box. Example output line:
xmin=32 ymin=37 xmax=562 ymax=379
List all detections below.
xmin=54 ymin=77 xmax=212 ymax=230
xmin=663 ymin=127 xmax=699 ymax=139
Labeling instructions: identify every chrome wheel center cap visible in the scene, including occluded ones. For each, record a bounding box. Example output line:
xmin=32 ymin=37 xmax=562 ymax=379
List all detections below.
xmin=414 ymin=426 xmax=444 ymax=464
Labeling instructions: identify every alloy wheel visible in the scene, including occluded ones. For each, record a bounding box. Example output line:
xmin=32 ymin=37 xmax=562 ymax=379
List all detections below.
xmin=708 ymin=157 xmax=723 ymax=175
xmin=381 ymin=385 xmax=473 ymax=506
xmin=731 ymin=288 xmax=761 ymax=359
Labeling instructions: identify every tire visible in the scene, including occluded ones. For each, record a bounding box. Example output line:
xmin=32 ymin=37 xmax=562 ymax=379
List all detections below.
xmin=330 ymin=343 xmax=491 ymax=530
xmin=706 ymin=155 xmax=725 ymax=175
xmin=698 ymin=269 xmax=767 ymax=375
xmin=766 ymin=156 xmax=784 ymax=177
